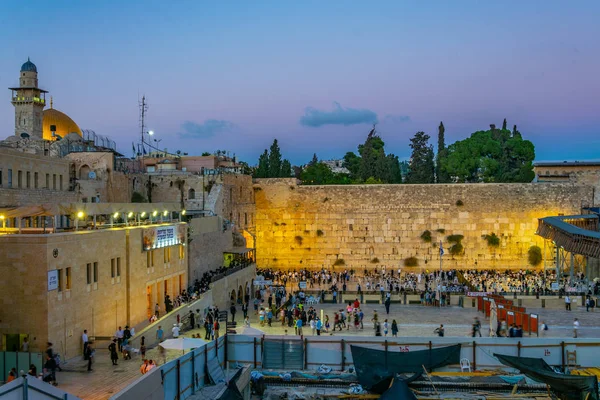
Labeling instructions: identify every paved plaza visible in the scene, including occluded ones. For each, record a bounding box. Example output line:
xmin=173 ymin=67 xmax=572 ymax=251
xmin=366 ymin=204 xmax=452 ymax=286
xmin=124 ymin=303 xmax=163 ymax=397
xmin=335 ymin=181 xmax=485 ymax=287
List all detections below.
xmin=54 ymin=299 xmax=600 ymax=399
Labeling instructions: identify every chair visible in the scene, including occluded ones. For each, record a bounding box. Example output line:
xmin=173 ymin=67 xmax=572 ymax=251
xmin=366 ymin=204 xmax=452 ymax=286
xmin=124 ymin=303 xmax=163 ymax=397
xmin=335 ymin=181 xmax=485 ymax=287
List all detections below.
xmin=460 ymin=358 xmax=471 ymax=372
xmin=567 ymin=351 xmax=577 ymax=368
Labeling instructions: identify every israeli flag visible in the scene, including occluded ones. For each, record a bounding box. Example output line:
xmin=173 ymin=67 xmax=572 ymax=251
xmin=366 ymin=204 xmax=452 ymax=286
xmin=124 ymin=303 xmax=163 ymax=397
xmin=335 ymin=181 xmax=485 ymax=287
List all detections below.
xmin=439 ymin=241 xmax=444 ymax=256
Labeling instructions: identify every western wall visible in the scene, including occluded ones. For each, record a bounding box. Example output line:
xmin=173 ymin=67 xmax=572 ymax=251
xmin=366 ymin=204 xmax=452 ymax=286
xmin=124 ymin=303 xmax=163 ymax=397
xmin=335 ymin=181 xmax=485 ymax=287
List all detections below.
xmin=253 ymin=179 xmax=594 ymax=270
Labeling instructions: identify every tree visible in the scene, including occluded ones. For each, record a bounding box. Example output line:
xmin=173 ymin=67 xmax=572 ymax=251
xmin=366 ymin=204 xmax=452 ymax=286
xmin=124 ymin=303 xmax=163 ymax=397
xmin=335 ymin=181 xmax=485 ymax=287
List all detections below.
xmin=442 ymin=124 xmax=535 ymax=183
xmin=502 ymin=118 xmax=507 ymax=131
xmin=342 ymin=152 xmax=361 ymax=178
xmin=301 ymin=162 xmax=334 ymax=185
xmin=436 ymin=122 xmax=450 ymax=183
xmin=280 ymin=159 xmax=292 ymax=177
xmin=309 ymin=153 xmax=318 ymax=167
xmin=406 ymin=131 xmax=435 ymax=183
xmin=254 ymin=150 xmax=269 ymax=178
xmin=268 ymin=139 xmax=282 ymax=178
xmin=201 ymin=152 xmax=211 ymax=156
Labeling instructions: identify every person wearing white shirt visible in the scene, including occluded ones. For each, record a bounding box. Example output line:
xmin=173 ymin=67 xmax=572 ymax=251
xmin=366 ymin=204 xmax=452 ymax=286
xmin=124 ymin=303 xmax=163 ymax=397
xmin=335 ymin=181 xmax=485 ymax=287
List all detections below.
xmin=82 ymin=330 xmax=89 ymax=359
xmin=573 ymin=318 xmax=580 ymax=338
xmin=172 ymin=324 xmax=180 ymax=338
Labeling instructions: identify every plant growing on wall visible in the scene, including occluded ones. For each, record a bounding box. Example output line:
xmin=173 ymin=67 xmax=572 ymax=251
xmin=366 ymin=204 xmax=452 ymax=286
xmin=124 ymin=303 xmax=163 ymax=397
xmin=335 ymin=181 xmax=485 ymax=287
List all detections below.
xmin=484 ymin=233 xmax=500 ymax=248
xmin=371 ymin=257 xmax=380 ymax=264
xmin=447 ymin=234 xmax=465 ymax=257
xmin=528 ymin=246 xmax=543 ymax=266
xmin=436 ymin=228 xmax=446 ymax=234
xmin=404 ymin=257 xmax=419 ymax=267
xmin=420 ymin=230 xmax=432 ymax=243
xmin=131 ymin=191 xmax=146 ymax=203
xmin=333 ymin=259 xmax=346 ymax=266
xmin=316 ymin=229 xmax=324 ymax=237
xmin=273 ymin=222 xmax=279 ymax=226
xmin=295 ymin=235 xmax=303 ymax=246
xmin=456 ymin=200 xmax=464 ymax=207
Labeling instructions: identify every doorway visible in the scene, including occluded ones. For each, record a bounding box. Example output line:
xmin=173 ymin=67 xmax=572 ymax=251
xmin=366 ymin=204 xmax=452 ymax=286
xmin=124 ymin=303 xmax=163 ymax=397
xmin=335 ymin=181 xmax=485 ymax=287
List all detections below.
xmin=146 ymin=285 xmax=153 ymax=319
xmin=4 ymin=334 xmax=19 ymax=352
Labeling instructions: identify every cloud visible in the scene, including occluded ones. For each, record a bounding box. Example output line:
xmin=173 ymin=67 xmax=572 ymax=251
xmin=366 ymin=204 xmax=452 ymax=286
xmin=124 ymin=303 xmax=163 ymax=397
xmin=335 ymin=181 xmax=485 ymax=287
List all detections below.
xmin=383 ymin=114 xmax=411 ymax=124
xmin=300 ymin=102 xmax=378 ymax=127
xmin=178 ymin=119 xmax=234 ymax=139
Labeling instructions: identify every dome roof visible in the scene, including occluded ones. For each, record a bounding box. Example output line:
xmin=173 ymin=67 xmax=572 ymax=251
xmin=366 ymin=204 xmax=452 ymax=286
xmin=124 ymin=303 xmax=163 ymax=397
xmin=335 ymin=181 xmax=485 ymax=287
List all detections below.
xmin=43 ymin=107 xmax=82 ymax=141
xmin=21 ymin=58 xmax=37 ymax=73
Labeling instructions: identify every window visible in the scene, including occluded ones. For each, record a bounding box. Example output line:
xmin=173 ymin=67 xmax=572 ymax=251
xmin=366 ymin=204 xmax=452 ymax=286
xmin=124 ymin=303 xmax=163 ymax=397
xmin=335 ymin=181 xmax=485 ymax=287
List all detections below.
xmin=179 ymin=244 xmax=184 ymax=259
xmin=26 ymin=171 xmax=30 ymax=188
xmin=111 ymin=258 xmax=116 ymax=278
xmin=0 ymin=169 xmax=3 ymax=186
xmin=57 ymin=269 xmax=63 ymax=292
xmin=18 ymin=170 xmax=22 ymax=188
xmin=65 ymin=267 xmax=71 ymax=290
xmin=59 ymin=175 xmax=63 ymax=190
xmin=116 ymin=257 xmax=121 ymax=277
xmin=164 ymin=247 xmax=171 ymax=263
xmin=53 ymin=174 xmax=56 ymax=190
xmin=7 ymin=169 xmax=12 ymax=188
xmin=86 ymin=263 xmax=92 ymax=285
xmin=45 ymin=173 xmax=49 ymax=189
xmin=188 ymin=188 xmax=195 ymax=200
xmin=93 ymin=262 xmax=98 ymax=283
xmin=34 ymin=172 xmax=38 ymax=188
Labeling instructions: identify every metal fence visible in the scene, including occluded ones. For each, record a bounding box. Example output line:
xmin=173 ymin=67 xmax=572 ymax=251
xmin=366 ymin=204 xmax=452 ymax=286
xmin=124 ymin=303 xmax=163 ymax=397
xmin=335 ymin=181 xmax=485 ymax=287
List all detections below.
xmin=0 ymin=351 xmax=43 ymax=382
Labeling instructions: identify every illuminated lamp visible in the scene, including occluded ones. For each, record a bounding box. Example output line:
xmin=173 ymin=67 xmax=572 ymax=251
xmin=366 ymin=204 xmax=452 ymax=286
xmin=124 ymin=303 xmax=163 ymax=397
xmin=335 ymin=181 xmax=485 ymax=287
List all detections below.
xmin=77 ymin=211 xmax=84 ymax=219
xmin=141 ymin=212 xmax=147 ymax=218
xmin=152 ymin=211 xmax=158 ymax=217
xmin=163 ymin=211 xmax=168 ymax=217
xmin=0 ymin=215 xmax=4 ymax=220
xmin=128 ymin=212 xmax=134 ymax=218
xmin=181 ymin=210 xmax=186 ymax=216
xmin=113 ymin=212 xmax=119 ymax=218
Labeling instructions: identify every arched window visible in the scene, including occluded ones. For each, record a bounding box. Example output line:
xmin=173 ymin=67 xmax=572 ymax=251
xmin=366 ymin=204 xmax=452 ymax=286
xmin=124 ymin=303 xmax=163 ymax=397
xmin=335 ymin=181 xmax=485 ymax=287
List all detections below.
xmin=188 ymin=188 xmax=195 ymax=200
xmin=79 ymin=165 xmax=91 ymax=180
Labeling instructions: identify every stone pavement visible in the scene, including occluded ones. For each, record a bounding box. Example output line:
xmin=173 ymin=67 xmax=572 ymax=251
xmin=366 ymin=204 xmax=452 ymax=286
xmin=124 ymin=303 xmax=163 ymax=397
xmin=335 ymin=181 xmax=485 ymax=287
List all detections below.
xmin=55 ymin=301 xmax=599 ymax=399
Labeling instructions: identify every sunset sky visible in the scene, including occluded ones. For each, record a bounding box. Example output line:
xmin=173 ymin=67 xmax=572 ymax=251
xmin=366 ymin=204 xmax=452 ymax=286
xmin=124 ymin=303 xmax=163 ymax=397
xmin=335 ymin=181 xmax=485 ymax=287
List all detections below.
xmin=1 ymin=1 xmax=599 ymax=164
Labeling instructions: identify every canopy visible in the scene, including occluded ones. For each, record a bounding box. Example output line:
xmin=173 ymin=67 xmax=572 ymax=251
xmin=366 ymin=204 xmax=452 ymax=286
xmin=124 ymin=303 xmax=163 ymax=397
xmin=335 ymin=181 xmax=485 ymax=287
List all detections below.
xmin=351 ymin=344 xmax=461 ymax=394
xmin=0 ymin=202 xmax=182 ymax=219
xmin=495 ymin=353 xmax=598 ymax=400
xmin=159 ymin=337 xmax=207 ymax=351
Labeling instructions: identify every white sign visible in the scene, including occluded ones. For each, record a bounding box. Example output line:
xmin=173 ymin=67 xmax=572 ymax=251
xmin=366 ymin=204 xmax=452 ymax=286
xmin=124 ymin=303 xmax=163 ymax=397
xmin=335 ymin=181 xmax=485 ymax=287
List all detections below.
xmin=253 ymin=280 xmax=273 ymax=286
xmin=467 ymin=292 xmax=490 ymax=297
xmin=551 ymin=283 xmax=559 ymax=291
xmin=299 ymin=281 xmax=307 ymax=289
xmin=48 ymin=270 xmax=58 ymax=291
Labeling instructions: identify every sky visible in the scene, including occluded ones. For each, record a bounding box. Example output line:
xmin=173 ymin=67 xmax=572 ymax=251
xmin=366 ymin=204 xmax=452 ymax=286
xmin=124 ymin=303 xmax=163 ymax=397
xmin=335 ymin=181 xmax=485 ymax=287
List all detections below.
xmin=1 ymin=1 xmax=599 ymax=165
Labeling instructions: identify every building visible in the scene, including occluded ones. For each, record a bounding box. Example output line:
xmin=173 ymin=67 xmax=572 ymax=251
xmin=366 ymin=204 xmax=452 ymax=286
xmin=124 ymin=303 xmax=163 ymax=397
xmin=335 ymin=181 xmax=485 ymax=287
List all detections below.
xmin=534 ymin=161 xmax=600 ymax=205
xmin=0 ymin=203 xmax=186 ymax=357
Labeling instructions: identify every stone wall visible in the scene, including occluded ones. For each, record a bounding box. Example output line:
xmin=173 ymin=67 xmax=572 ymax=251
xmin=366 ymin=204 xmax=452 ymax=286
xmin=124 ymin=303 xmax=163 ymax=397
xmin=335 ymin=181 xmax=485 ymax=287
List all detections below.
xmin=254 ymin=179 xmax=594 ymax=271
xmin=188 ymin=216 xmax=233 ymax=280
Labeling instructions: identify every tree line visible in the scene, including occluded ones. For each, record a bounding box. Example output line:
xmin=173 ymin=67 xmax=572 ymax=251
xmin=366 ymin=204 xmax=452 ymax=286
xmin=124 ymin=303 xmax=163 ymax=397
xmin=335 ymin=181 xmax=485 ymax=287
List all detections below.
xmin=253 ymin=119 xmax=535 ymax=184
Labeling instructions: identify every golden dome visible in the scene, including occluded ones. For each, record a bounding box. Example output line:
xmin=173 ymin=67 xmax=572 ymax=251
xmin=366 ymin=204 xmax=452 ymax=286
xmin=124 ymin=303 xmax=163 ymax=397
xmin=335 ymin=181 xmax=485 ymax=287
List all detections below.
xmin=42 ymin=100 xmax=82 ymax=141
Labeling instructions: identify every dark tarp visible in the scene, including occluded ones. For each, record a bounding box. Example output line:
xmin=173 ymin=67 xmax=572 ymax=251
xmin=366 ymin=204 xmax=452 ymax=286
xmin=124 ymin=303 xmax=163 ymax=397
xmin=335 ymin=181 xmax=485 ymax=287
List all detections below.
xmin=380 ymin=378 xmax=418 ymax=400
xmin=351 ymin=344 xmax=461 ymax=394
xmin=495 ymin=353 xmax=598 ymax=400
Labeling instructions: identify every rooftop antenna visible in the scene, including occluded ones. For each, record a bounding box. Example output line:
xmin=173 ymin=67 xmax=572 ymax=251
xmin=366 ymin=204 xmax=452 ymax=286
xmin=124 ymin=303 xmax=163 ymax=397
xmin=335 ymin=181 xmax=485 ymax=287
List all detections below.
xmin=139 ymin=95 xmax=148 ymax=158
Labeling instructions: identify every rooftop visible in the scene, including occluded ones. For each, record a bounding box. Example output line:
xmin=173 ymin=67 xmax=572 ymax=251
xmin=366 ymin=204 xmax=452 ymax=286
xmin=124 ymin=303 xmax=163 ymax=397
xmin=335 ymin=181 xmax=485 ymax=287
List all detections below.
xmin=533 ymin=161 xmax=600 ymax=167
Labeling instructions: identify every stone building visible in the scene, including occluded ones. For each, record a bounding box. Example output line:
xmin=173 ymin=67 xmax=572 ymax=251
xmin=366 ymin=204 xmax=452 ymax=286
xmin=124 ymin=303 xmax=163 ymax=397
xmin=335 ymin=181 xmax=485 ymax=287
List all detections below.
xmin=534 ymin=161 xmax=600 ymax=205
xmin=0 ymin=204 xmax=186 ymax=357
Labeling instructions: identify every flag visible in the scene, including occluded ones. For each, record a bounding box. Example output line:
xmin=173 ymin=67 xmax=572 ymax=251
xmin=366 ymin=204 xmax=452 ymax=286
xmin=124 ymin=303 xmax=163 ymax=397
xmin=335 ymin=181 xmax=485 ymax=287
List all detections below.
xmin=439 ymin=240 xmax=444 ymax=256
xmin=132 ymin=142 xmax=136 ymax=156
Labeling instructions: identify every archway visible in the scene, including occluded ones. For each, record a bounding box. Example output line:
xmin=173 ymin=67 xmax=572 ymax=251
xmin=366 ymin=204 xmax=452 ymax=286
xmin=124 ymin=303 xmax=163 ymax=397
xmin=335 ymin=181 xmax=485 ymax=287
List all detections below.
xmin=188 ymin=188 xmax=195 ymax=200
xmin=79 ymin=165 xmax=91 ymax=180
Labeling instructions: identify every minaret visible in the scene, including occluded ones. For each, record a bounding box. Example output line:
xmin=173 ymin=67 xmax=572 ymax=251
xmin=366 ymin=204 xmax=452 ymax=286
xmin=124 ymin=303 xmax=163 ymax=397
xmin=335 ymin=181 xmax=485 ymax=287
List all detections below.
xmin=9 ymin=58 xmax=48 ymax=139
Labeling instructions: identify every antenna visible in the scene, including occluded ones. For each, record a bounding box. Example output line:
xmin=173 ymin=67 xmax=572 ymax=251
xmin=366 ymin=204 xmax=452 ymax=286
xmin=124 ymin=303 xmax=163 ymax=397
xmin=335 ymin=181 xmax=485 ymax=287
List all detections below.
xmin=139 ymin=95 xmax=148 ymax=157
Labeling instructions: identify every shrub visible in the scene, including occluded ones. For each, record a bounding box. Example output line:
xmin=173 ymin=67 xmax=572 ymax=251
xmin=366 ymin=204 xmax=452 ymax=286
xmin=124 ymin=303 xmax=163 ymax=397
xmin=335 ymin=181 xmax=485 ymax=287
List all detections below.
xmin=131 ymin=191 xmax=146 ymax=203
xmin=456 ymin=200 xmax=464 ymax=207
xmin=272 ymin=258 xmax=278 ymax=262
xmin=273 ymin=222 xmax=279 ymax=226
xmin=449 ymin=243 xmax=464 ymax=256
xmin=323 ymin=197 xmax=329 ymax=203
xmin=420 ymin=230 xmax=432 ymax=243
xmin=294 ymin=235 xmax=303 ymax=246
xmin=370 ymin=257 xmax=380 ymax=264
xmin=436 ymin=228 xmax=446 ymax=234
xmin=484 ymin=233 xmax=500 ymax=247
xmin=528 ymin=246 xmax=543 ymax=266
xmin=333 ymin=259 xmax=346 ymax=266
xmin=316 ymin=229 xmax=324 ymax=237
xmin=447 ymin=234 xmax=464 ymax=244
xmin=280 ymin=222 xmax=287 ymax=226
xmin=404 ymin=257 xmax=419 ymax=267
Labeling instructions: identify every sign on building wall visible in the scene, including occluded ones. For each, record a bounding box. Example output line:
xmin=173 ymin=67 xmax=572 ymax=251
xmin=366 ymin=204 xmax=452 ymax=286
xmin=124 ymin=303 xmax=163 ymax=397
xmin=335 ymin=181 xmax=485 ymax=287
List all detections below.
xmin=48 ymin=270 xmax=59 ymax=291
xmin=142 ymin=224 xmax=186 ymax=251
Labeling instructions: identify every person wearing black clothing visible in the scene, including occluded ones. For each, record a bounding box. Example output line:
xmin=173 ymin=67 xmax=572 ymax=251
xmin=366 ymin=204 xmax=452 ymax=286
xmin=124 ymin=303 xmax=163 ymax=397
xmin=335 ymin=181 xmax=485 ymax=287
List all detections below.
xmin=123 ymin=326 xmax=131 ymax=341
xmin=384 ymin=296 xmax=391 ymax=315
xmin=44 ymin=355 xmax=57 ymax=385
xmin=434 ymin=324 xmax=445 ymax=337
xmin=242 ymin=303 xmax=248 ymax=319
xmin=85 ymin=342 xmax=94 ymax=371
xmin=189 ymin=311 xmax=196 ymax=329
xmin=230 ymin=303 xmax=237 ymax=322
xmin=108 ymin=339 xmax=119 ymax=365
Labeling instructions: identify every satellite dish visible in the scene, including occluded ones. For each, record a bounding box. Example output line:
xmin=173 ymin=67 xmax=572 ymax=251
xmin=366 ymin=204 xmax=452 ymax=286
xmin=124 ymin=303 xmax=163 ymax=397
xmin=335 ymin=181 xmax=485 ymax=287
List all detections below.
xmin=88 ymin=171 xmax=97 ymax=179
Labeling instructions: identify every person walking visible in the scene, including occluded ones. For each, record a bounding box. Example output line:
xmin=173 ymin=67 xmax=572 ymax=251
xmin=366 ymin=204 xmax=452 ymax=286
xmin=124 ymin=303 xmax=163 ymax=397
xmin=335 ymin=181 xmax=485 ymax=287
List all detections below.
xmin=172 ymin=323 xmax=180 ymax=338
xmin=573 ymin=318 xmax=580 ymax=338
xmin=434 ymin=324 xmax=445 ymax=337
xmin=391 ymin=320 xmax=399 ymax=337
xmin=316 ymin=318 xmax=322 ymax=336
xmin=156 ymin=325 xmax=164 ymax=343
xmin=230 ymin=303 xmax=237 ymax=323
xmin=565 ymin=295 xmax=571 ymax=311
xmin=85 ymin=342 xmax=94 ymax=371
xmin=296 ymin=318 xmax=303 ymax=336
xmin=109 ymin=339 xmax=119 ymax=366
xmin=82 ymin=330 xmax=89 ymax=360
xmin=115 ymin=326 xmax=124 ymax=352
xmin=242 ymin=303 xmax=248 ymax=319
xmin=472 ymin=317 xmax=482 ymax=337
xmin=155 ymin=303 xmax=160 ymax=318
xmin=140 ymin=336 xmax=147 ymax=359
xmin=384 ymin=296 xmax=391 ymax=315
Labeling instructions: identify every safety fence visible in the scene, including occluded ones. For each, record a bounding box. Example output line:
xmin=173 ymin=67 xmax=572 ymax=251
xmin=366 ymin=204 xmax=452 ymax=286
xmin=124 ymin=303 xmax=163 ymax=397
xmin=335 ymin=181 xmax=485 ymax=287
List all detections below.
xmin=0 ymin=351 xmax=43 ymax=382
xmin=226 ymin=334 xmax=600 ymax=372
xmin=476 ymin=295 xmax=539 ymax=336
xmin=111 ymin=336 xmax=226 ymax=400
